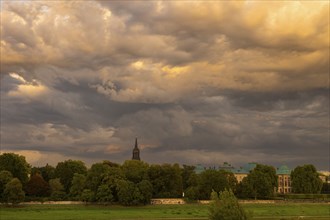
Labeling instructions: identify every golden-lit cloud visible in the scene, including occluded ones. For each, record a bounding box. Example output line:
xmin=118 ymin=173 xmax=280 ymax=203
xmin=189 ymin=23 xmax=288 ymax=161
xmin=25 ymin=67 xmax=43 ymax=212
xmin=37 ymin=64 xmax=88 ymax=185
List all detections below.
xmin=9 ymin=83 xmax=46 ymax=97
xmin=8 ymin=72 xmax=48 ymax=98
xmin=162 ymin=65 xmax=190 ymax=78
xmin=2 ymin=1 xmax=328 ymax=98
xmin=1 ymin=1 xmax=329 ymax=168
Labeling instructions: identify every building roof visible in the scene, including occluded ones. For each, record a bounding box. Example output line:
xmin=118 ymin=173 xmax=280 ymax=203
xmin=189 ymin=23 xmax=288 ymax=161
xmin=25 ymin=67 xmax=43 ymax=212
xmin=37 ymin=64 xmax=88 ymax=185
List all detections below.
xmin=218 ymin=162 xmax=235 ymax=171
xmin=229 ymin=163 xmax=257 ymax=174
xmin=276 ymin=165 xmax=291 ymax=175
xmin=232 ymin=168 xmax=249 ymax=174
xmin=242 ymin=162 xmax=257 ymax=172
xmin=192 ymin=162 xmax=298 ymax=176
xmin=194 ymin=164 xmax=205 ymax=174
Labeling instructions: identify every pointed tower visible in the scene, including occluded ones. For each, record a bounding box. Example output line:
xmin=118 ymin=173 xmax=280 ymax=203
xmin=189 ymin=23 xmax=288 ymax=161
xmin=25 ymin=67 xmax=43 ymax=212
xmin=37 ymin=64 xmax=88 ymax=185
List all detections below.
xmin=132 ymin=137 xmax=140 ymax=160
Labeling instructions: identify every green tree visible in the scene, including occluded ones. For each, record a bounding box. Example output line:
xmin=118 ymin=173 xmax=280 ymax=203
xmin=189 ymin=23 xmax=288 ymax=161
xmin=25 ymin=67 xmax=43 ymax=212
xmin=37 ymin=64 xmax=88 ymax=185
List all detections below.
xmin=236 ymin=177 xmax=254 ymax=199
xmin=184 ymin=172 xmax=200 ymax=200
xmin=148 ymin=164 xmax=182 ymax=198
xmin=185 ymin=186 xmax=200 ymax=200
xmin=99 ymin=167 xmax=125 ymax=202
xmin=122 ymin=160 xmax=149 ymax=183
xmin=49 ymin=178 xmax=64 ymax=192
xmin=69 ymin=173 xmax=86 ymax=200
xmin=115 ymin=178 xmax=152 ymax=206
xmin=102 ymin=160 xmax=120 ymax=168
xmin=237 ymin=164 xmax=277 ymax=199
xmin=137 ymin=179 xmax=153 ymax=204
xmin=81 ymin=189 xmax=94 ymax=203
xmin=31 ymin=164 xmax=55 ymax=182
xmin=26 ymin=173 xmax=50 ymax=197
xmin=198 ymin=170 xmax=228 ymax=200
xmin=181 ymin=165 xmax=196 ymax=191
xmin=48 ymin=178 xmax=66 ymax=201
xmin=291 ymin=164 xmax=323 ymax=194
xmin=55 ymin=160 xmax=87 ymax=193
xmin=96 ymin=184 xmax=114 ymax=203
xmin=0 ymin=170 xmax=13 ymax=202
xmin=116 ymin=179 xmax=135 ymax=205
xmin=148 ymin=164 xmax=163 ymax=197
xmin=85 ymin=162 xmax=111 ymax=193
xmin=220 ymin=170 xmax=238 ymax=193
xmin=119 ymin=160 xmax=152 ymax=205
xmin=110 ymin=172 xmax=152 ymax=205
xmin=3 ymin=178 xmax=25 ymax=205
xmin=0 ymin=153 xmax=30 ymax=185
xmin=209 ymin=189 xmax=251 ymax=220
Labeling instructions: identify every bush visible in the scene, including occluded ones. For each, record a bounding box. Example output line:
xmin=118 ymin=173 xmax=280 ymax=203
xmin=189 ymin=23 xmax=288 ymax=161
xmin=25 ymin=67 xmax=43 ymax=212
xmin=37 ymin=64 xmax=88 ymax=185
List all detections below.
xmin=282 ymin=193 xmax=330 ymax=201
xmin=3 ymin=178 xmax=25 ymax=205
xmin=209 ymin=189 xmax=252 ymax=220
xmin=50 ymin=191 xmax=67 ymax=201
xmin=81 ymin=189 xmax=95 ymax=202
xmin=0 ymin=170 xmax=13 ymax=203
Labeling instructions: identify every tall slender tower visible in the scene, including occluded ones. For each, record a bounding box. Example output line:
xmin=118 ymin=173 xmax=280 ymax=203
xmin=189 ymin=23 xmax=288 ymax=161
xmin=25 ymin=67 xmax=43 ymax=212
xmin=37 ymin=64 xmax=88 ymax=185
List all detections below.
xmin=132 ymin=137 xmax=140 ymax=160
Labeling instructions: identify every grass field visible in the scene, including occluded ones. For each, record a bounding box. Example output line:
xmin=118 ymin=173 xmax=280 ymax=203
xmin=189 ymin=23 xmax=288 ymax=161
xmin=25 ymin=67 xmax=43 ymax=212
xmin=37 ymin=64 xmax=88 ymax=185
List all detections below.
xmin=0 ymin=203 xmax=329 ymax=220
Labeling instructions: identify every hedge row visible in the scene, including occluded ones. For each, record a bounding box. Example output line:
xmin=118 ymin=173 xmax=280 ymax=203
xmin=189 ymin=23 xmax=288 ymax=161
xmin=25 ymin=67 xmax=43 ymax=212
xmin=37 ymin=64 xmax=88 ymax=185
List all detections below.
xmin=280 ymin=193 xmax=330 ymax=200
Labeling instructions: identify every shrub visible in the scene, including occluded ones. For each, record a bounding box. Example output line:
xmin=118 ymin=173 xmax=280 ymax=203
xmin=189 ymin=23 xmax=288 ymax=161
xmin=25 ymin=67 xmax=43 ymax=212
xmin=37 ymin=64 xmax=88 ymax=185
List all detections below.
xmin=3 ymin=178 xmax=25 ymax=205
xmin=81 ymin=189 xmax=95 ymax=202
xmin=209 ymin=189 xmax=252 ymax=220
xmin=282 ymin=193 xmax=330 ymax=201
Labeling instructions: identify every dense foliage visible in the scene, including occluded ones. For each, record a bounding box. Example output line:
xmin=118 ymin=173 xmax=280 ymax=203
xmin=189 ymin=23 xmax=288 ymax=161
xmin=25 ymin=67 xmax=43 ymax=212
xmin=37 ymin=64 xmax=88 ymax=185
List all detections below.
xmin=0 ymin=153 xmax=326 ymax=205
xmin=3 ymin=178 xmax=25 ymax=205
xmin=0 ymin=153 xmax=30 ymax=185
xmin=236 ymin=164 xmax=278 ymax=199
xmin=31 ymin=164 xmax=55 ymax=182
xmin=69 ymin=173 xmax=86 ymax=200
xmin=291 ymin=164 xmax=323 ymax=194
xmin=49 ymin=178 xmax=65 ymax=200
xmin=209 ymin=189 xmax=251 ymax=220
xmin=26 ymin=173 xmax=50 ymax=197
xmin=149 ymin=163 xmax=182 ymax=198
xmin=0 ymin=170 xmax=13 ymax=202
xmin=55 ymin=160 xmax=87 ymax=193
xmin=184 ymin=169 xmax=238 ymax=200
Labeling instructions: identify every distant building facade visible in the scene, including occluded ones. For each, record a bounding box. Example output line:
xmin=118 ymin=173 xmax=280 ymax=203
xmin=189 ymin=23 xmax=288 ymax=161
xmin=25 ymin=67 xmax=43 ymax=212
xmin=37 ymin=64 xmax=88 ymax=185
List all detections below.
xmin=132 ymin=138 xmax=140 ymax=160
xmin=232 ymin=169 xmax=248 ymax=183
xmin=318 ymin=171 xmax=330 ymax=183
xmin=276 ymin=165 xmax=292 ymax=194
xmin=194 ymin=162 xmax=293 ymax=194
xmin=232 ymin=162 xmax=257 ymax=183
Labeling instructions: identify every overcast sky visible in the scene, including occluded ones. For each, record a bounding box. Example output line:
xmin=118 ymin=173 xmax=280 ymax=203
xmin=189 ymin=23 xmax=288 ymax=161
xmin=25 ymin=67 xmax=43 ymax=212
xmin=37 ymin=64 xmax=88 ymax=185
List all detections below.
xmin=1 ymin=1 xmax=329 ymax=170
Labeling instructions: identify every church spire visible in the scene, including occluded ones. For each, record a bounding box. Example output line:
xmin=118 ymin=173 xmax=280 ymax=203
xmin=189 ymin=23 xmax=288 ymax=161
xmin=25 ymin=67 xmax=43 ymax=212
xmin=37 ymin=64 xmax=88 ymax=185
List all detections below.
xmin=132 ymin=137 xmax=140 ymax=160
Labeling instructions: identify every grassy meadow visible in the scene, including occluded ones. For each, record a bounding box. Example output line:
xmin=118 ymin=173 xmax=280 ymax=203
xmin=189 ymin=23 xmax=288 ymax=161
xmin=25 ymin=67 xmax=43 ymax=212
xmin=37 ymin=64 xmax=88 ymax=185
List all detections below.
xmin=0 ymin=203 xmax=329 ymax=220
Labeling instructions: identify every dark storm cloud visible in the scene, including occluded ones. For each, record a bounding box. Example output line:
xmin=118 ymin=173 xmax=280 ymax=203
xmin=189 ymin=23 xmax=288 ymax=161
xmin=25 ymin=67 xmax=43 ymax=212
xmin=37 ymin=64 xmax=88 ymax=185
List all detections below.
xmin=108 ymin=88 xmax=328 ymax=168
xmin=1 ymin=1 xmax=329 ymax=169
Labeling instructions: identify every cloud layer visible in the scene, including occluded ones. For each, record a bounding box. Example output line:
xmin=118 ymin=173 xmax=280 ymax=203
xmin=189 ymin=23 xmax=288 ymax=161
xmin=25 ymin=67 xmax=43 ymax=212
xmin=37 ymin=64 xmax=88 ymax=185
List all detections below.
xmin=1 ymin=1 xmax=329 ymax=170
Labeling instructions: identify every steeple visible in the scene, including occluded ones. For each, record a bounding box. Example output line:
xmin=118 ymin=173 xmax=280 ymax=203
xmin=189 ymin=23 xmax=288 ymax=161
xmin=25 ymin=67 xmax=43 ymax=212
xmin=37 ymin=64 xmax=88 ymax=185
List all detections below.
xmin=132 ymin=137 xmax=140 ymax=160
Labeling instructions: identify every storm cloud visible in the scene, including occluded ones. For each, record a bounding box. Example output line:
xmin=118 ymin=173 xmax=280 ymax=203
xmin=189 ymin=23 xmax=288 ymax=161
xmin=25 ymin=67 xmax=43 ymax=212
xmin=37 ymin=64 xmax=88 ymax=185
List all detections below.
xmin=1 ymin=1 xmax=329 ymax=170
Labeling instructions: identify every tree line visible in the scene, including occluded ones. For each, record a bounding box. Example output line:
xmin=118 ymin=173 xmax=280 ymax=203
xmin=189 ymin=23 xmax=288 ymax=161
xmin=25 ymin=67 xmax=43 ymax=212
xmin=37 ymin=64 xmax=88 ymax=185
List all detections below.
xmin=0 ymin=153 xmax=326 ymax=205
